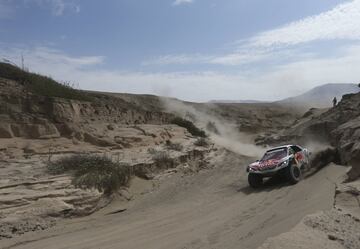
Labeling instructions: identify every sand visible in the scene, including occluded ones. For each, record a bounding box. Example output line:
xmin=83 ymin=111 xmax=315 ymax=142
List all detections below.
xmin=1 ymin=152 xmax=348 ymax=249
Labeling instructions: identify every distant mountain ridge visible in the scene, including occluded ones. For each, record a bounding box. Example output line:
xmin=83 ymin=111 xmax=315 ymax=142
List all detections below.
xmin=209 ymin=99 xmax=266 ymax=104
xmin=277 ymin=83 xmax=359 ymax=108
xmin=210 ymin=83 xmax=359 ymax=108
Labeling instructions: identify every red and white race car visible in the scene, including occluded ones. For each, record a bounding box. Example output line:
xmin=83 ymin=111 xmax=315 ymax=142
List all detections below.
xmin=246 ymin=145 xmax=310 ymax=188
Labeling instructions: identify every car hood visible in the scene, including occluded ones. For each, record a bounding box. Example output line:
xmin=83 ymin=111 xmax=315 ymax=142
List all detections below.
xmin=249 ymin=155 xmax=292 ymax=171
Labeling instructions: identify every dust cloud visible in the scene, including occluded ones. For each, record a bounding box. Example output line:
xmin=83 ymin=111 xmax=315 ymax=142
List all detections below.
xmin=161 ymin=97 xmax=264 ymax=158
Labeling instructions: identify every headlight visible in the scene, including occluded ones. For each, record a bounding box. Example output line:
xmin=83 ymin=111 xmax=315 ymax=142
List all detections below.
xmin=278 ymin=160 xmax=288 ymax=167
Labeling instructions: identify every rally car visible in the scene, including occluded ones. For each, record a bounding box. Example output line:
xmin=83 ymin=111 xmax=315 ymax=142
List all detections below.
xmin=246 ymin=145 xmax=310 ymax=188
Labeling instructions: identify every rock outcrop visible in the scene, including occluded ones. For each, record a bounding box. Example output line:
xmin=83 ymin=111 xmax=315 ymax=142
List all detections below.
xmin=0 ymin=77 xmax=174 ymax=143
xmin=255 ymin=92 xmax=360 ymax=181
xmin=0 ymin=68 xmax=207 ymax=239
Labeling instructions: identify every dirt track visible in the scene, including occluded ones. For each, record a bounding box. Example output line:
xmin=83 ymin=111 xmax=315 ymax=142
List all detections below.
xmin=2 ymin=152 xmax=347 ymax=249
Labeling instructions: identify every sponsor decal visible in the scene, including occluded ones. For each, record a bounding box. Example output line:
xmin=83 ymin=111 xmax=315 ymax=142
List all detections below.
xmin=294 ymin=152 xmax=303 ymax=165
xmin=251 ymin=159 xmax=280 ymax=171
xmin=295 ymin=152 xmax=303 ymax=161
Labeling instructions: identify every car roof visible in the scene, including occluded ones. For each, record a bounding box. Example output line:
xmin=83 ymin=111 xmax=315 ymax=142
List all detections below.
xmin=266 ymin=144 xmax=301 ymax=153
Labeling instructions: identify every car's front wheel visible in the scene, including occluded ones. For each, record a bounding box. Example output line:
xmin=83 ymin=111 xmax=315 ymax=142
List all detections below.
xmin=285 ymin=163 xmax=302 ymax=184
xmin=248 ymin=173 xmax=263 ymax=188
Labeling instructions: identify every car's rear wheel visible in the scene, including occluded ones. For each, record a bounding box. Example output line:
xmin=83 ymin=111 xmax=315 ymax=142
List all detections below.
xmin=285 ymin=163 xmax=302 ymax=184
xmin=248 ymin=173 xmax=263 ymax=188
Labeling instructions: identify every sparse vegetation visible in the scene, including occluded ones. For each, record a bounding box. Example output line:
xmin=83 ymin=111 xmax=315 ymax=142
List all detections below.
xmin=194 ymin=137 xmax=209 ymax=147
xmin=147 ymin=148 xmax=158 ymax=155
xmin=165 ymin=140 xmax=183 ymax=151
xmin=206 ymin=121 xmax=219 ymax=135
xmin=47 ymin=154 xmax=131 ymax=195
xmin=0 ymin=62 xmax=91 ymax=101
xmin=152 ymin=151 xmax=174 ymax=169
xmin=171 ymin=117 xmax=206 ymax=137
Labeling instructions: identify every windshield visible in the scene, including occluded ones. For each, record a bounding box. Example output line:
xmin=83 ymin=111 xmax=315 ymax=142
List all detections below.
xmin=261 ymin=148 xmax=287 ymax=161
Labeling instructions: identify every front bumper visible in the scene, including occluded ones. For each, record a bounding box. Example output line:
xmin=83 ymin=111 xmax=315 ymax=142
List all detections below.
xmin=247 ymin=162 xmax=289 ymax=175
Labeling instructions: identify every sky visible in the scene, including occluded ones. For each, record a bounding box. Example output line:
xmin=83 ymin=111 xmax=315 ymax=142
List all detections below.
xmin=0 ymin=0 xmax=360 ymax=102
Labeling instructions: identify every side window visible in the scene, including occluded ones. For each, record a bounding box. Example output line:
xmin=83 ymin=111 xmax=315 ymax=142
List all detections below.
xmin=288 ymin=147 xmax=294 ymax=155
xmin=291 ymin=146 xmax=302 ymax=153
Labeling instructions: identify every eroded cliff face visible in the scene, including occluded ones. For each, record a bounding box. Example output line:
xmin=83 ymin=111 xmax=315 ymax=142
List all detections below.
xmin=2 ymin=69 xmax=358 ymax=246
xmin=295 ymin=93 xmax=360 ymax=180
xmin=330 ymin=94 xmax=360 ymax=179
xmin=0 ymin=78 xmax=174 ymax=144
xmin=255 ymin=91 xmax=360 ymax=180
xmin=0 ymin=77 xmax=213 ymax=239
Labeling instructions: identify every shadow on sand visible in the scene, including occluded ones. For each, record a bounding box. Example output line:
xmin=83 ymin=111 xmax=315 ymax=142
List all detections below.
xmin=237 ymin=174 xmax=291 ymax=195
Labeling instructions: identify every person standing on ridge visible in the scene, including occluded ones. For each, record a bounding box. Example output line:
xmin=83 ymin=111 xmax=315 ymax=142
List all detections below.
xmin=333 ymin=97 xmax=337 ymax=107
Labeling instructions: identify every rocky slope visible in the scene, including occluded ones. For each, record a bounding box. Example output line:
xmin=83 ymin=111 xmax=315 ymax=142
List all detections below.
xmin=2 ymin=62 xmax=358 ymax=248
xmin=0 ymin=78 xmax=172 ymax=143
xmin=255 ymin=92 xmax=360 ymax=249
xmin=256 ymin=91 xmax=360 ymax=181
xmin=0 ymin=64 xmax=213 ymax=239
xmin=2 ymin=62 xmax=300 ymax=240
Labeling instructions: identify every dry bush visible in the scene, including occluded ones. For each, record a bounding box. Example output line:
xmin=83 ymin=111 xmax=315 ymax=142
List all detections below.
xmin=171 ymin=117 xmax=206 ymax=137
xmin=152 ymin=151 xmax=175 ymax=169
xmin=194 ymin=137 xmax=209 ymax=147
xmin=0 ymin=62 xmax=91 ymax=101
xmin=165 ymin=140 xmax=183 ymax=151
xmin=47 ymin=154 xmax=131 ymax=195
xmin=147 ymin=148 xmax=158 ymax=155
xmin=206 ymin=121 xmax=219 ymax=135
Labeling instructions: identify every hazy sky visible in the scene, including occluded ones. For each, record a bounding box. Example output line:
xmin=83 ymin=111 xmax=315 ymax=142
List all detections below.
xmin=1 ymin=0 xmax=360 ymax=102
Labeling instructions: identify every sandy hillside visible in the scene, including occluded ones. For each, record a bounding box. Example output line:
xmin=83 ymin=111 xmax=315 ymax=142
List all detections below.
xmin=1 ymin=152 xmax=349 ymax=249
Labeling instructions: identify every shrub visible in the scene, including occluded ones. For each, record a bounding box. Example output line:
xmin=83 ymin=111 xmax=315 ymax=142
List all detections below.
xmin=171 ymin=117 xmax=206 ymax=137
xmin=147 ymin=148 xmax=158 ymax=155
xmin=152 ymin=151 xmax=174 ymax=169
xmin=47 ymin=154 xmax=131 ymax=195
xmin=194 ymin=137 xmax=209 ymax=147
xmin=0 ymin=62 xmax=91 ymax=101
xmin=206 ymin=121 xmax=219 ymax=135
xmin=165 ymin=140 xmax=183 ymax=151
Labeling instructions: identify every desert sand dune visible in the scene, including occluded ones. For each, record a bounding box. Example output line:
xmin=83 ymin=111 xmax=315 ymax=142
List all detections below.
xmin=1 ymin=151 xmax=347 ymax=249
